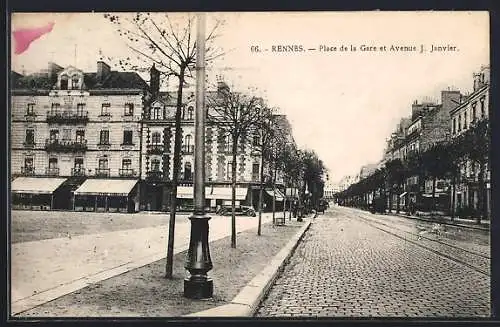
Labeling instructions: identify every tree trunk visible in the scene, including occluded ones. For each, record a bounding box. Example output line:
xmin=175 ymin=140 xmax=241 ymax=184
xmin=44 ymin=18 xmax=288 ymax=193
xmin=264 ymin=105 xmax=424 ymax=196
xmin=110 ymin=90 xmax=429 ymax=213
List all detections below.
xmin=451 ymin=175 xmax=456 ymax=221
xmin=432 ymin=176 xmax=436 ymax=214
xmin=231 ymin=135 xmax=238 ymax=248
xmin=477 ymin=161 xmax=485 ymax=224
xmin=272 ymin=161 xmax=277 ymax=225
xmin=257 ymin=149 xmax=264 ymax=236
xmin=165 ymin=68 xmax=185 ymax=279
xmin=388 ymin=183 xmax=393 ymax=213
xmin=396 ymin=183 xmax=401 ymax=213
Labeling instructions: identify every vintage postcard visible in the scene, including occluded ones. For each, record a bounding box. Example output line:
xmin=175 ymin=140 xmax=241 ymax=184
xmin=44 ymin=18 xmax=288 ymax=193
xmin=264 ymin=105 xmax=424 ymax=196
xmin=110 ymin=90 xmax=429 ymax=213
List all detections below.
xmin=9 ymin=11 xmax=490 ymax=318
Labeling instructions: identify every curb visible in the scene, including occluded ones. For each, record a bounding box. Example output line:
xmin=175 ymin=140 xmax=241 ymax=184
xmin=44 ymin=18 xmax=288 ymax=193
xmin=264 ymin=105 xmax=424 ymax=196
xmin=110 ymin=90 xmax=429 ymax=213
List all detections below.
xmin=185 ymin=217 xmax=313 ymax=317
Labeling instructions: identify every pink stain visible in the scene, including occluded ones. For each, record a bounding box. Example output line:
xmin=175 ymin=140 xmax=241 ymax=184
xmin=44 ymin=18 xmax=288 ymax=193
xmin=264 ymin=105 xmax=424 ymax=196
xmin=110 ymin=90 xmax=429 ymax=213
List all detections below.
xmin=13 ymin=22 xmax=55 ymax=55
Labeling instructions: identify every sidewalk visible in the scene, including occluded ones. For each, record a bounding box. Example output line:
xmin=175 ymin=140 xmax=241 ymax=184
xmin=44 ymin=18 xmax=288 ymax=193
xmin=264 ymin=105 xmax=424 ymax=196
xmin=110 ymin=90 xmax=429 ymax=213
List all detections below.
xmin=11 ymin=213 xmax=276 ymax=315
xmin=13 ymin=215 xmax=310 ymax=317
xmin=393 ymin=211 xmax=490 ymax=230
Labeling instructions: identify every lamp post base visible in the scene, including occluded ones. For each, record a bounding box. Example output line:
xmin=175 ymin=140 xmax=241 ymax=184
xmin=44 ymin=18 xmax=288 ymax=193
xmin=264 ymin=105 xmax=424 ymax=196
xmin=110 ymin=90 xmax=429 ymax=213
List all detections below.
xmin=184 ymin=277 xmax=213 ymax=299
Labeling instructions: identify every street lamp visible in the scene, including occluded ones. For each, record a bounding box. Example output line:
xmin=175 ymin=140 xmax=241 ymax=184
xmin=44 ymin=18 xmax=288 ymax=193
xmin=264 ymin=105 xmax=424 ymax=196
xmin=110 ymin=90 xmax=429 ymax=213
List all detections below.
xmin=184 ymin=12 xmax=213 ymax=299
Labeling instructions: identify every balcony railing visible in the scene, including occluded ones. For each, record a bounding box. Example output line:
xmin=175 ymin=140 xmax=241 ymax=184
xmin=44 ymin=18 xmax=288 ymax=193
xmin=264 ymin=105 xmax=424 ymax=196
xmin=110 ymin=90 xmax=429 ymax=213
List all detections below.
xmin=45 ymin=167 xmax=60 ymax=176
xmin=146 ymin=144 xmax=164 ymax=155
xmin=95 ymin=168 xmax=110 ymax=177
xmin=21 ymin=167 xmax=36 ymax=176
xmin=119 ymin=168 xmax=136 ymax=177
xmin=182 ymin=144 xmax=195 ymax=154
xmin=146 ymin=170 xmax=164 ymax=181
xmin=23 ymin=141 xmax=36 ymax=148
xmin=46 ymin=111 xmax=89 ymax=124
xmin=25 ymin=112 xmax=36 ymax=121
xmin=45 ymin=139 xmax=88 ymax=152
xmin=71 ymin=167 xmax=86 ymax=176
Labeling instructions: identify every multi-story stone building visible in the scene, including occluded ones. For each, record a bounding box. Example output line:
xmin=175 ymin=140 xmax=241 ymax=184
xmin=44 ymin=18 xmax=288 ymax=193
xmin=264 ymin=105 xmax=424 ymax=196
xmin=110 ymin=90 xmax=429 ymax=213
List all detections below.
xmin=140 ymin=66 xmax=286 ymax=212
xmin=383 ymin=90 xmax=461 ymax=211
xmin=11 ymin=61 xmax=147 ymax=212
xmin=450 ymin=65 xmax=490 ymax=217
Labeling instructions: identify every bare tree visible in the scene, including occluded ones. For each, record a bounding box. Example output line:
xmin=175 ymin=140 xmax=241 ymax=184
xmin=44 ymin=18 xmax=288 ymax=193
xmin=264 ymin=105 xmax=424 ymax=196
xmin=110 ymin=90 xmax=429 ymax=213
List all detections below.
xmin=207 ymin=86 xmax=264 ymax=248
xmin=103 ymin=13 xmax=224 ymax=278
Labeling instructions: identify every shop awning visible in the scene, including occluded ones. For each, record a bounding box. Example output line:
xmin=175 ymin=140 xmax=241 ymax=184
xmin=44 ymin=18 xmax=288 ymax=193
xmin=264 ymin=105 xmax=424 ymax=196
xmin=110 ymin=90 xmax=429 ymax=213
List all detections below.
xmin=399 ymin=192 xmax=408 ymax=198
xmin=177 ymin=186 xmax=248 ymax=200
xmin=422 ymin=193 xmax=447 ymax=198
xmin=265 ymin=189 xmax=285 ymax=201
xmin=74 ymin=179 xmax=138 ymax=196
xmin=11 ymin=177 xmax=67 ymax=194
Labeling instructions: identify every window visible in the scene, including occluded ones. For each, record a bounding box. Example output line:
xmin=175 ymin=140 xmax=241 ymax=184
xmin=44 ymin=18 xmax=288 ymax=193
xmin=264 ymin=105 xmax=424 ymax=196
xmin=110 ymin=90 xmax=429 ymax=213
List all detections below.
xmin=151 ymin=132 xmax=161 ymax=145
xmin=49 ymin=157 xmax=58 ymax=169
xmin=152 ymin=106 xmax=161 ymax=120
xmin=184 ymin=162 xmax=192 ymax=181
xmin=51 ymin=103 xmax=60 ymax=113
xmin=227 ymin=161 xmax=233 ymax=180
xmin=122 ymin=158 xmax=132 ymax=169
xmin=49 ymin=129 xmax=59 ymax=142
xmin=124 ymin=103 xmax=134 ymax=116
xmin=225 ymin=135 xmax=232 ymax=153
xmin=71 ymin=75 xmax=79 ymax=89
xmin=76 ymin=130 xmax=85 ymax=143
xmin=480 ymin=98 xmax=485 ymax=117
xmin=184 ymin=134 xmax=193 ymax=152
xmin=101 ymin=103 xmax=111 ymax=116
xmin=472 ymin=103 xmax=477 ymax=122
xmin=76 ymin=103 xmax=85 ymax=116
xmin=62 ymin=129 xmax=71 ymax=141
xmin=186 ymin=106 xmax=194 ymax=120
xmin=151 ymin=158 xmax=161 ymax=171
xmin=60 ymin=75 xmax=68 ymax=90
xmin=98 ymin=158 xmax=108 ymax=169
xmin=74 ymin=157 xmax=84 ymax=169
xmin=99 ymin=130 xmax=110 ymax=145
xmin=464 ymin=111 xmax=468 ymax=129
xmin=123 ymin=130 xmax=133 ymax=145
xmin=25 ymin=129 xmax=35 ymax=145
xmin=452 ymin=118 xmax=456 ymax=135
xmin=458 ymin=114 xmax=462 ymax=132
xmin=253 ymin=135 xmax=260 ymax=146
xmin=26 ymin=103 xmax=35 ymax=115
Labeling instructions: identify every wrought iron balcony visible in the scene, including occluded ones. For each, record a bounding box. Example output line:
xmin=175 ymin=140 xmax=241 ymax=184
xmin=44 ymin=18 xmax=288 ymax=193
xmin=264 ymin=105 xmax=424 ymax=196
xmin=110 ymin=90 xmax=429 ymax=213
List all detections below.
xmin=23 ymin=141 xmax=36 ymax=148
xmin=21 ymin=167 xmax=36 ymax=176
xmin=95 ymin=168 xmax=110 ymax=177
xmin=182 ymin=144 xmax=195 ymax=154
xmin=146 ymin=170 xmax=164 ymax=182
xmin=45 ymin=139 xmax=88 ymax=152
xmin=71 ymin=167 xmax=86 ymax=176
xmin=25 ymin=112 xmax=36 ymax=121
xmin=119 ymin=168 xmax=136 ymax=177
xmin=46 ymin=111 xmax=89 ymax=124
xmin=45 ymin=167 xmax=60 ymax=176
xmin=146 ymin=144 xmax=164 ymax=155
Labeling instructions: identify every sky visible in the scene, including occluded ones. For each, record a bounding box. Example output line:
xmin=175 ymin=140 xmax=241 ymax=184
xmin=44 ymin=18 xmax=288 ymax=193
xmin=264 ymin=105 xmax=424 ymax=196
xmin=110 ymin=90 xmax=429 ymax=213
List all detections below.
xmin=11 ymin=12 xmax=489 ymax=185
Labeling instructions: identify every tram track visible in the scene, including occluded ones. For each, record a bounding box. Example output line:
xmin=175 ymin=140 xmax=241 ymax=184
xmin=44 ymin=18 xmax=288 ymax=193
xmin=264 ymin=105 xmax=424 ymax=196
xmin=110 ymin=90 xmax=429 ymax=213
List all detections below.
xmin=342 ymin=210 xmax=490 ymax=276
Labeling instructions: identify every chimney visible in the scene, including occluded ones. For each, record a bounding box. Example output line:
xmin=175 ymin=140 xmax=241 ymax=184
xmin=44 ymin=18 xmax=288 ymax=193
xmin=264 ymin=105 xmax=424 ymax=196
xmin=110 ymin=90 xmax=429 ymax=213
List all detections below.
xmin=150 ymin=64 xmax=160 ymax=99
xmin=97 ymin=61 xmax=111 ymax=82
xmin=441 ymin=90 xmax=461 ymax=113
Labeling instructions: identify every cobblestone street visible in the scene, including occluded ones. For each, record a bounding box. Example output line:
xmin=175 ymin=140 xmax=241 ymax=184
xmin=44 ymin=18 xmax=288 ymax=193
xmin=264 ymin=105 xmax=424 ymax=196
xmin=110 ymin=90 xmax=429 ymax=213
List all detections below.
xmin=256 ymin=206 xmax=490 ymax=318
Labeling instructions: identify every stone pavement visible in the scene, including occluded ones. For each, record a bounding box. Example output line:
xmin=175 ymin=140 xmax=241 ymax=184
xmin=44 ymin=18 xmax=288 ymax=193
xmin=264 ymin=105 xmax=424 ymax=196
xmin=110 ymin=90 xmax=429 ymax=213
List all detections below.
xmin=11 ymin=213 xmax=273 ymax=315
xmin=256 ymin=207 xmax=490 ymax=317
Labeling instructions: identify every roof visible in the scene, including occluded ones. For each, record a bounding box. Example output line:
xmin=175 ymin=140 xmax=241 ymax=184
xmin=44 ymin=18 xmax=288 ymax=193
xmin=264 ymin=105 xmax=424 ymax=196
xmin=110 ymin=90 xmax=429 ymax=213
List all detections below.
xmin=74 ymin=179 xmax=138 ymax=196
xmin=11 ymin=70 xmax=148 ymax=91
xmin=11 ymin=177 xmax=67 ymax=194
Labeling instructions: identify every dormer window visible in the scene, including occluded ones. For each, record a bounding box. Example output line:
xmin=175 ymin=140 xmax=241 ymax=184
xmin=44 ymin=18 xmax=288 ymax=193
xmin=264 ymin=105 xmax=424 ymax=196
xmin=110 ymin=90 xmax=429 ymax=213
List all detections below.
xmin=60 ymin=75 xmax=68 ymax=90
xmin=186 ymin=106 xmax=194 ymax=120
xmin=152 ymin=106 xmax=162 ymax=120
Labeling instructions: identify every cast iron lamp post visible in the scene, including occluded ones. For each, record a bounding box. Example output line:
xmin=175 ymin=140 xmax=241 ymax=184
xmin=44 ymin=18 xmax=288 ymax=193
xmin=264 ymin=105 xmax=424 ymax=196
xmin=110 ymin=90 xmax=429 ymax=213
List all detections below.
xmin=184 ymin=12 xmax=213 ymax=299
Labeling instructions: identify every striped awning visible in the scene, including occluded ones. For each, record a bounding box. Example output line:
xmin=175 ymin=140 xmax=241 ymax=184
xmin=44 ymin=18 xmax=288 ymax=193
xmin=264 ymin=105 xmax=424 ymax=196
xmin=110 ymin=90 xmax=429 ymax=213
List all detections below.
xmin=177 ymin=186 xmax=248 ymax=200
xmin=265 ymin=189 xmax=285 ymax=202
xmin=11 ymin=177 xmax=67 ymax=194
xmin=74 ymin=179 xmax=138 ymax=196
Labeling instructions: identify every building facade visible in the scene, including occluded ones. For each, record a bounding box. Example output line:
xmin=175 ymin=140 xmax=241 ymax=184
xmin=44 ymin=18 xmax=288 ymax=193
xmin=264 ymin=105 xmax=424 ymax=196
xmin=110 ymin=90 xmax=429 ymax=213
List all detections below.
xmin=11 ymin=61 xmax=147 ymax=212
xmin=449 ymin=65 xmax=490 ymax=217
